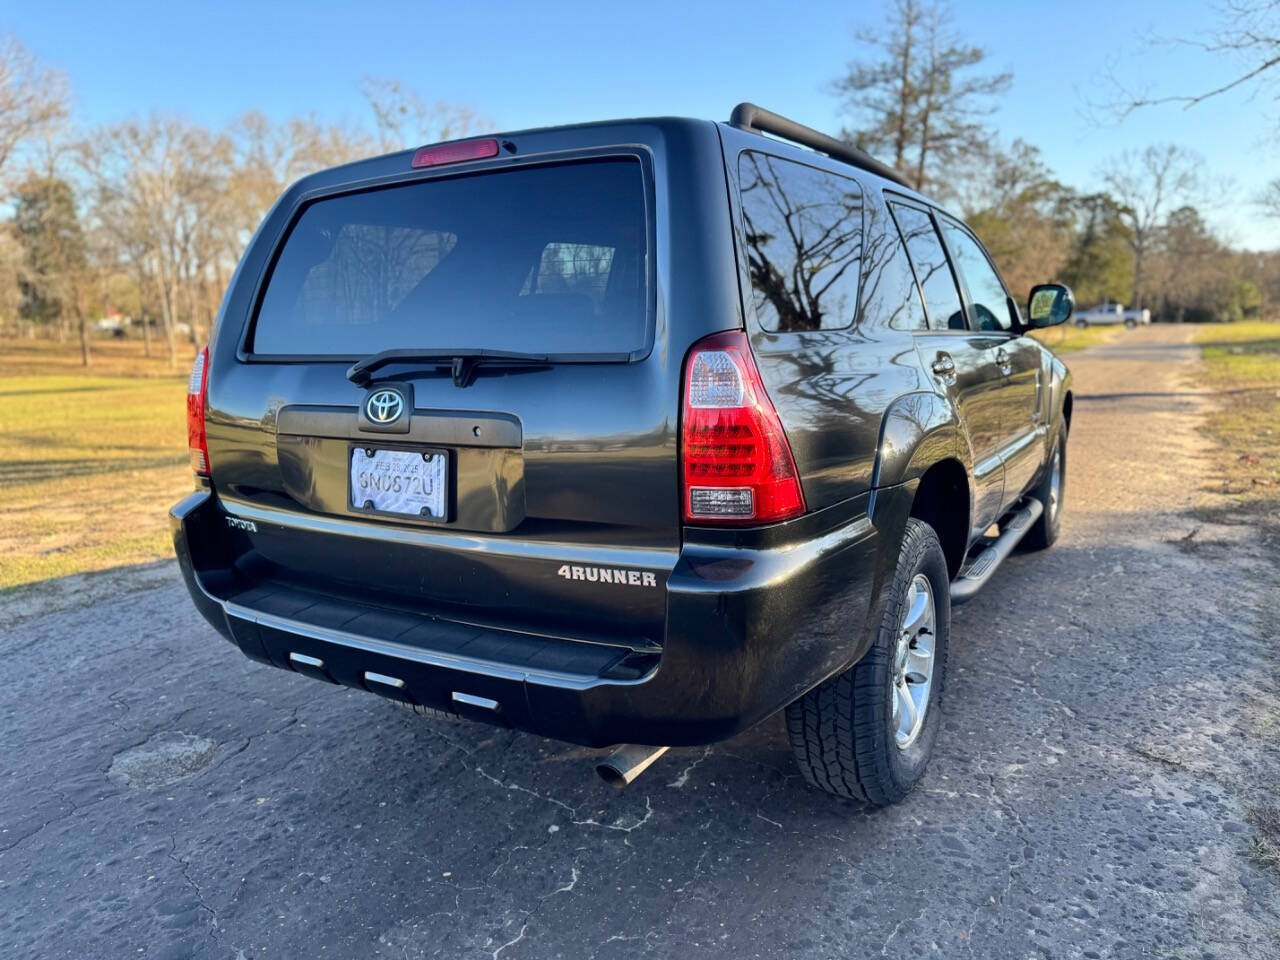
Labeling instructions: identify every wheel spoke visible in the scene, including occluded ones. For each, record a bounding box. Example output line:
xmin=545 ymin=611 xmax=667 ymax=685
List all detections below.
xmin=895 ymin=680 xmax=917 ymax=739
xmin=905 ymin=640 xmax=933 ymax=681
xmin=901 ymin=585 xmax=930 ymax=638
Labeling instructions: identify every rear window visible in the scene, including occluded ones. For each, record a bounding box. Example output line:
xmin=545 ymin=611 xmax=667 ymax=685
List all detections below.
xmin=250 ymin=157 xmax=649 ymax=357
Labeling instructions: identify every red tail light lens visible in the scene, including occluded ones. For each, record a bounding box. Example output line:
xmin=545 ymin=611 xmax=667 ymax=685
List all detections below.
xmin=410 ymin=138 xmax=500 ymax=168
xmin=187 ymin=346 xmax=210 ymax=476
xmin=681 ymin=331 xmax=806 ymax=524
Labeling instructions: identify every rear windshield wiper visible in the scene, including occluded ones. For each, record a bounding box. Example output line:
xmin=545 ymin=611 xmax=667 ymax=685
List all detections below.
xmin=346 ymin=348 xmax=550 ymax=388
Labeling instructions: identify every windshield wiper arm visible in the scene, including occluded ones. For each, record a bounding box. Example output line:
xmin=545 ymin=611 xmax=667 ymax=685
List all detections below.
xmin=346 ymin=348 xmax=550 ymax=388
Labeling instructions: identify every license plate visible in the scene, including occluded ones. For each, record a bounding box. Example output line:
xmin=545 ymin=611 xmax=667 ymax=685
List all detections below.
xmin=350 ymin=447 xmax=448 ymax=520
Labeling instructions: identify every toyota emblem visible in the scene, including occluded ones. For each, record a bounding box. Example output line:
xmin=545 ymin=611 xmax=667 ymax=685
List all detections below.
xmin=365 ymin=389 xmax=404 ymax=424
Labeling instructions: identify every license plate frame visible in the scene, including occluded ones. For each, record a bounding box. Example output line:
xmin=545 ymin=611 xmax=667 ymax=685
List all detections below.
xmin=349 ymin=445 xmax=450 ymax=522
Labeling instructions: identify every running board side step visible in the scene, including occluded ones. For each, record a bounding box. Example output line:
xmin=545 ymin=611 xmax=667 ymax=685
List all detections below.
xmin=950 ymin=498 xmax=1043 ymax=605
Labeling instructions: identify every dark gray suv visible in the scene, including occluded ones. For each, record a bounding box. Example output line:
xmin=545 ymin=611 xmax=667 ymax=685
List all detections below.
xmin=172 ymin=104 xmax=1074 ymax=805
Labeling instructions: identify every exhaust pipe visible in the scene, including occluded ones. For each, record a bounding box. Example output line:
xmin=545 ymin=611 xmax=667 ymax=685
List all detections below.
xmin=596 ymin=745 xmax=669 ymax=788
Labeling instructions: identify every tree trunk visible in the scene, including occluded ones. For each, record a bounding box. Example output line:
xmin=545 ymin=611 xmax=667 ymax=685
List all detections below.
xmin=158 ymin=271 xmax=178 ymax=370
xmin=1131 ymin=245 xmax=1144 ymax=315
xmin=914 ymin=107 xmax=931 ymax=192
xmin=78 ymin=307 xmax=91 ymax=368
xmin=141 ymin=306 xmax=152 ymax=357
xmin=893 ymin=20 xmax=912 ymax=170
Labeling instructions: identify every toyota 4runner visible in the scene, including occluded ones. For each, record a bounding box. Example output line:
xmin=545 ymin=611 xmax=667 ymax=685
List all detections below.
xmin=172 ymin=104 xmax=1074 ymax=805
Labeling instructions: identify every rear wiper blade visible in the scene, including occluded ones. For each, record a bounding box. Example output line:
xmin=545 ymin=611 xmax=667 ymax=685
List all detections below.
xmin=346 ymin=348 xmax=550 ymax=388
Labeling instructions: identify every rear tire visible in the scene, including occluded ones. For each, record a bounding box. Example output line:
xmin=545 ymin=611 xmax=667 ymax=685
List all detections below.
xmin=785 ymin=518 xmax=949 ymax=806
xmin=1124 ymin=318 xmax=1137 ymax=329
xmin=1023 ymin=428 xmax=1066 ymax=550
xmin=1075 ymin=319 xmax=1088 ymax=328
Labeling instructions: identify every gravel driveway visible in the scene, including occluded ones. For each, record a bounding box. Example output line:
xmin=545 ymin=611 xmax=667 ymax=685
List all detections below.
xmin=3 ymin=325 xmax=1278 ymax=959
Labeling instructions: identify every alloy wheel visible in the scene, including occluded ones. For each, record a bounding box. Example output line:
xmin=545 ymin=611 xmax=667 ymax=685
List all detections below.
xmin=891 ymin=574 xmax=936 ymax=749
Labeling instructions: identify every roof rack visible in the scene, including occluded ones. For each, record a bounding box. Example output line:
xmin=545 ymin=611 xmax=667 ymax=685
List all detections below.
xmin=728 ymin=102 xmax=912 ymax=189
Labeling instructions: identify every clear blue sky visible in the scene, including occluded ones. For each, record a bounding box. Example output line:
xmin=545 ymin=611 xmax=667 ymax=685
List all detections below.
xmin=9 ymin=0 xmax=1278 ymax=249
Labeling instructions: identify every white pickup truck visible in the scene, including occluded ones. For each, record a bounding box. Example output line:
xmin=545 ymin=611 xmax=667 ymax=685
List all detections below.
xmin=1074 ymin=302 xmax=1151 ymax=328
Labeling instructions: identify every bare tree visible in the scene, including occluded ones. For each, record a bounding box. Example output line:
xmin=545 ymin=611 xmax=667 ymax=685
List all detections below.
xmin=361 ymin=78 xmax=489 ymax=151
xmin=1261 ymin=177 xmax=1280 ymax=218
xmin=223 ymin=111 xmax=371 ymax=252
xmin=833 ymin=0 xmax=1010 ymax=193
xmin=1101 ymin=145 xmax=1201 ymax=313
xmin=1112 ymin=1 xmax=1280 ymax=131
xmin=0 ymin=35 xmax=69 ymax=184
xmin=79 ymin=117 xmax=228 ymax=367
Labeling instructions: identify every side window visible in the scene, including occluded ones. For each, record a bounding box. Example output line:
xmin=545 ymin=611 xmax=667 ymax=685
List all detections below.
xmin=890 ymin=203 xmax=966 ymax=331
xmin=940 ymin=221 xmax=1016 ymax=332
xmin=738 ymin=151 xmax=863 ymax=332
xmin=858 ymin=214 xmax=928 ymax=331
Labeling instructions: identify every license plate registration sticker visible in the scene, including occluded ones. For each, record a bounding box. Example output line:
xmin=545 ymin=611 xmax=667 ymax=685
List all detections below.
xmin=350 ymin=447 xmax=448 ymax=519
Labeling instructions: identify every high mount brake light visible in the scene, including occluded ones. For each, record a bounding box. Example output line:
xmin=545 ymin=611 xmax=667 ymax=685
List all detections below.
xmin=680 ymin=330 xmax=805 ymax=525
xmin=410 ymin=138 xmax=500 ymax=168
xmin=187 ymin=346 xmax=210 ymax=476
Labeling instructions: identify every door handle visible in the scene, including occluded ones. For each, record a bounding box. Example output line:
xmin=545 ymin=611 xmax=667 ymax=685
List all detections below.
xmin=931 ymin=353 xmax=956 ymax=384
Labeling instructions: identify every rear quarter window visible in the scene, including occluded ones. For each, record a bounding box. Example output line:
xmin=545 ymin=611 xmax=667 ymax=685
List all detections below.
xmin=250 ymin=157 xmax=650 ymax=357
xmin=737 ymin=151 xmax=864 ymax=333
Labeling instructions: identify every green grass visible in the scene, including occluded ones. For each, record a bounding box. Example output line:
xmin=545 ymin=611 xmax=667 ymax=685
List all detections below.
xmin=0 ymin=353 xmax=193 ymax=591
xmin=1028 ymin=323 xmax=1121 ymax=354
xmin=1193 ymin=321 xmax=1280 ymax=514
xmin=1197 ymin=322 xmax=1280 ymax=387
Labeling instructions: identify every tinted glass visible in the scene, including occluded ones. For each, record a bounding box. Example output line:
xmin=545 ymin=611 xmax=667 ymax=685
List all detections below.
xmin=891 ymin=204 xmax=966 ymax=330
xmin=738 ymin=152 xmax=863 ymax=332
xmin=252 ymin=158 xmax=648 ymax=356
xmin=941 ymin=221 xmax=1015 ymax=332
xmin=859 ymin=216 xmax=928 ymax=331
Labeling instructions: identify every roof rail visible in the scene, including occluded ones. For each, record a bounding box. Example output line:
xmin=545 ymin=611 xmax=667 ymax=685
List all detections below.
xmin=728 ymin=102 xmax=913 ymax=189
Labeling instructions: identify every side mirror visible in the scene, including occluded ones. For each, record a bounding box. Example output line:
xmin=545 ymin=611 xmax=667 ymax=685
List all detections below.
xmin=1025 ymin=283 xmax=1074 ymax=329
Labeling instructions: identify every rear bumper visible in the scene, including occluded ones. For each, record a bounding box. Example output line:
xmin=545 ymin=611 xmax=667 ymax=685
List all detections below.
xmin=171 ymin=486 xmax=906 ymax=747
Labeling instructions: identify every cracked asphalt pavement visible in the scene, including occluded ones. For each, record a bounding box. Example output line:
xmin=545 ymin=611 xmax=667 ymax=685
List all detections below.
xmin=2 ymin=325 xmax=1278 ymax=959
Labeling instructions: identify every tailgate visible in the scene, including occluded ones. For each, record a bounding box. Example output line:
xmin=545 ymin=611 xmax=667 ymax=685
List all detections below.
xmin=210 ymin=359 xmax=678 ymax=647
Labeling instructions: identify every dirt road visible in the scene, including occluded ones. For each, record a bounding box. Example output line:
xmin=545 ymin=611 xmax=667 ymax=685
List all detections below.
xmin=2 ymin=325 xmax=1277 ymax=959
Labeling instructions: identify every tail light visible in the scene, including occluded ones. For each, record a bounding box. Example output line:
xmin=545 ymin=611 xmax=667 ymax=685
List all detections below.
xmin=681 ymin=330 xmax=806 ymax=524
xmin=187 ymin=346 xmax=210 ymax=476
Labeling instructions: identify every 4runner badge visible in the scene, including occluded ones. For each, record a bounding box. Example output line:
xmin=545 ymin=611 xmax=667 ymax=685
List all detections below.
xmin=557 ymin=564 xmax=657 ymax=587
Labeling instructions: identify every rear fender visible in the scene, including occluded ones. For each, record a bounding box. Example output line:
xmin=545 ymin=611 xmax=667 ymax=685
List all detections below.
xmin=870 ymin=391 xmax=966 ymax=488
xmin=859 ymin=392 xmax=968 ymax=662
